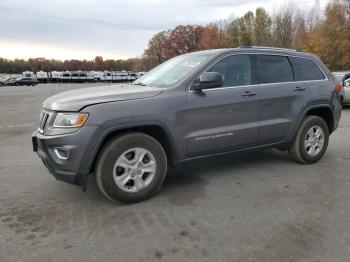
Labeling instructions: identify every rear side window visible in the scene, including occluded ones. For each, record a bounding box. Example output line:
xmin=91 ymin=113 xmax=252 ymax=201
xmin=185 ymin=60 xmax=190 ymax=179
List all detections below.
xmin=208 ymin=54 xmax=251 ymax=87
xmin=255 ymin=55 xmax=293 ymax=84
xmin=290 ymin=57 xmax=325 ymax=81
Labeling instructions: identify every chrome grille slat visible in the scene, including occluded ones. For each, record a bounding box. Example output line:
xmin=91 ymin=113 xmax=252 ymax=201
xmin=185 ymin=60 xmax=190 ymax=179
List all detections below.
xmin=38 ymin=111 xmax=49 ymax=133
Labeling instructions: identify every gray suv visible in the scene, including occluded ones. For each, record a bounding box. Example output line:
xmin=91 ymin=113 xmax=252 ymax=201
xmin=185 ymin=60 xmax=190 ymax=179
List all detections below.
xmin=32 ymin=47 xmax=342 ymax=203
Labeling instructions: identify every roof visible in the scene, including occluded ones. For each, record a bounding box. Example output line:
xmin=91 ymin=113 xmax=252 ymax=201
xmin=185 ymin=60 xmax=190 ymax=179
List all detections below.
xmin=196 ymin=46 xmax=306 ymax=56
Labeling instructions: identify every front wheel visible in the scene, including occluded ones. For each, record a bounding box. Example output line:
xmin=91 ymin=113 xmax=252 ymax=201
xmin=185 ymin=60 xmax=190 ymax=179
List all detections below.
xmin=95 ymin=133 xmax=167 ymax=203
xmin=289 ymin=116 xmax=329 ymax=164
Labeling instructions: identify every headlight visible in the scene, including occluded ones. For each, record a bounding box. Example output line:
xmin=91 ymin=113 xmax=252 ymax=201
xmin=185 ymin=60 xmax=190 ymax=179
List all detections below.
xmin=53 ymin=113 xmax=88 ymax=128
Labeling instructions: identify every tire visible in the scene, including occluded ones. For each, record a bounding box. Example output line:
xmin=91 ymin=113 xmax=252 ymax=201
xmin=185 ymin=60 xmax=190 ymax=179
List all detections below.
xmin=340 ymin=96 xmax=344 ymax=107
xmin=95 ymin=132 xmax=167 ymax=203
xmin=289 ymin=116 xmax=329 ymax=164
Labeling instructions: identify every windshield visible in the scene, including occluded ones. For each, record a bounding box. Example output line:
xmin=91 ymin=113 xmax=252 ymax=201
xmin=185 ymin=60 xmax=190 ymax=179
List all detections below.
xmin=133 ymin=53 xmax=215 ymax=88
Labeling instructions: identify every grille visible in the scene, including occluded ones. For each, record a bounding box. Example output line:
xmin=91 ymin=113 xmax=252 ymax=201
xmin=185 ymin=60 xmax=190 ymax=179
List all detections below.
xmin=38 ymin=111 xmax=49 ymax=133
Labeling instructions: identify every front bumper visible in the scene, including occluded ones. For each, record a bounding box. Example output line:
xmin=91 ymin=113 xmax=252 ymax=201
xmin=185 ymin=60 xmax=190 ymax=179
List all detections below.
xmin=32 ymin=126 xmax=99 ymax=186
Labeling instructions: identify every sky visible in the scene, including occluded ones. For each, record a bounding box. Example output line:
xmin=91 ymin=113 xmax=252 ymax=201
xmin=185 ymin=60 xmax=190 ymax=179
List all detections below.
xmin=0 ymin=0 xmax=329 ymax=60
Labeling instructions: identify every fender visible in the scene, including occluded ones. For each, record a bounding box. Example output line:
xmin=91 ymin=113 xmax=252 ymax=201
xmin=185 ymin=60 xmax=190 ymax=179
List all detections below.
xmin=287 ymin=103 xmax=333 ymax=143
xmin=82 ymin=121 xmax=179 ymax=178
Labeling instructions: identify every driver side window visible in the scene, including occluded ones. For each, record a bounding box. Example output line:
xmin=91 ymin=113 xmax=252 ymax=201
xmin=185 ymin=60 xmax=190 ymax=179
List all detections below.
xmin=208 ymin=54 xmax=252 ymax=87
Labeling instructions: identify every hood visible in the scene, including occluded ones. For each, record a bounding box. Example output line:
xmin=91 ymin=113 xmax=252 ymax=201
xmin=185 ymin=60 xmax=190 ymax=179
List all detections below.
xmin=43 ymin=84 xmax=163 ymax=111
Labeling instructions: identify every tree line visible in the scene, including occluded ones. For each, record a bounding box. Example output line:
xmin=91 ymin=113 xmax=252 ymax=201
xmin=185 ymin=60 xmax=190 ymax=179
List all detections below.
xmin=1 ymin=0 xmax=349 ymax=74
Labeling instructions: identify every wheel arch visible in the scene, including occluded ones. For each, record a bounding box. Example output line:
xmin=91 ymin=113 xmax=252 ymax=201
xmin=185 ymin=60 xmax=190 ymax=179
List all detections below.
xmin=286 ymin=104 xmax=335 ymax=149
xmin=304 ymin=105 xmax=334 ymax=134
xmin=85 ymin=121 xmax=179 ymax=175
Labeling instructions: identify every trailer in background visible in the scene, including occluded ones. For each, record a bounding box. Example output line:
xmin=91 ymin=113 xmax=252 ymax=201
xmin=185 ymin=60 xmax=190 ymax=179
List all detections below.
xmin=61 ymin=71 xmax=71 ymax=83
xmin=78 ymin=71 xmax=87 ymax=82
xmin=91 ymin=71 xmax=103 ymax=81
xmin=2 ymin=70 xmax=147 ymax=85
xmin=22 ymin=71 xmax=35 ymax=79
xmin=50 ymin=71 xmax=62 ymax=83
xmin=36 ymin=71 xmax=49 ymax=83
xmin=127 ymin=72 xmax=137 ymax=82
xmin=120 ymin=71 xmax=129 ymax=82
xmin=102 ymin=71 xmax=113 ymax=82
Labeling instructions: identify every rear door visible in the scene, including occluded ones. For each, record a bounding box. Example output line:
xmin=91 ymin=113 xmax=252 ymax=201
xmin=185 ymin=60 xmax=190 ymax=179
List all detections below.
xmin=186 ymin=54 xmax=260 ymax=157
xmin=253 ymin=54 xmax=309 ymax=144
xmin=289 ymin=56 xmax=329 ymax=99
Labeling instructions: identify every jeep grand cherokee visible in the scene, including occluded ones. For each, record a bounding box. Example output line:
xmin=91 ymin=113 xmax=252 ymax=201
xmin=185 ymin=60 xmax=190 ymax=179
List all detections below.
xmin=32 ymin=47 xmax=342 ymax=203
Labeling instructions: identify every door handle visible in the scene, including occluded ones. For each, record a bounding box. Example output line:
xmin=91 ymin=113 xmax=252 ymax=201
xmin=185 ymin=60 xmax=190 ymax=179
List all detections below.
xmin=241 ymin=91 xmax=257 ymax=97
xmin=294 ymin=86 xmax=306 ymax=92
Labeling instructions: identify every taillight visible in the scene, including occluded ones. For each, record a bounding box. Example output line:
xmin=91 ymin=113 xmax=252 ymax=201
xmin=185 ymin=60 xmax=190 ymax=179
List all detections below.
xmin=336 ymin=82 xmax=343 ymax=93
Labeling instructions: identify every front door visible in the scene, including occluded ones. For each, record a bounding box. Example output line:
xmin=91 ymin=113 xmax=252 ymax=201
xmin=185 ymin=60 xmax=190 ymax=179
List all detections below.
xmin=186 ymin=54 xmax=260 ymax=157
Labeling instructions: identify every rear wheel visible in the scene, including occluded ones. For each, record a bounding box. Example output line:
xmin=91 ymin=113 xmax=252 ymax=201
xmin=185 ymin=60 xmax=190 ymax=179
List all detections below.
xmin=289 ymin=116 xmax=329 ymax=164
xmin=95 ymin=133 xmax=167 ymax=203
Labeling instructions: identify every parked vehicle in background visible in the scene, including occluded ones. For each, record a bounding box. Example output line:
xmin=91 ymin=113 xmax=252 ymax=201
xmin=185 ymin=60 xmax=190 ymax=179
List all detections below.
xmin=9 ymin=77 xmax=38 ymax=86
xmin=32 ymin=47 xmax=342 ymax=203
xmin=36 ymin=71 xmax=49 ymax=83
xmin=0 ymin=75 xmax=8 ymax=86
xmin=6 ymin=77 xmax=20 ymax=86
xmin=102 ymin=71 xmax=112 ymax=82
xmin=22 ymin=71 xmax=35 ymax=79
xmin=0 ymin=75 xmax=19 ymax=86
xmin=50 ymin=71 xmax=62 ymax=83
xmin=91 ymin=71 xmax=103 ymax=82
xmin=333 ymin=71 xmax=350 ymax=105
xmin=0 ymin=70 xmax=144 ymax=84
xmin=120 ymin=71 xmax=129 ymax=82
xmin=70 ymin=71 xmax=87 ymax=83
xmin=87 ymin=71 xmax=97 ymax=82
xmin=62 ymin=71 xmax=71 ymax=83
xmin=127 ymin=72 xmax=137 ymax=82
xmin=79 ymin=71 xmax=88 ymax=82
xmin=342 ymin=78 xmax=350 ymax=105
xmin=114 ymin=72 xmax=123 ymax=82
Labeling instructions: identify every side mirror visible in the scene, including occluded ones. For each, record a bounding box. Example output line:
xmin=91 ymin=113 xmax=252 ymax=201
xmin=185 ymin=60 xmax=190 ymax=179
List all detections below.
xmin=192 ymin=72 xmax=223 ymax=92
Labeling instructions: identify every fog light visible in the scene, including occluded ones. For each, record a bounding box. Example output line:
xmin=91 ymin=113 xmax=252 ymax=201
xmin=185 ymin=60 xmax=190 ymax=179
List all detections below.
xmin=54 ymin=147 xmax=70 ymax=160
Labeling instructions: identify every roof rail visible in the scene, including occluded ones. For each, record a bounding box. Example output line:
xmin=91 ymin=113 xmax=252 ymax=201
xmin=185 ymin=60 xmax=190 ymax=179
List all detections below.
xmin=239 ymin=46 xmax=298 ymax=52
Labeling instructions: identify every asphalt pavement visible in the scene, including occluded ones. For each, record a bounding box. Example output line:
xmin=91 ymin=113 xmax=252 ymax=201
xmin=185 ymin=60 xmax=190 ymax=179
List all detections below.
xmin=1 ymin=83 xmax=350 ymax=262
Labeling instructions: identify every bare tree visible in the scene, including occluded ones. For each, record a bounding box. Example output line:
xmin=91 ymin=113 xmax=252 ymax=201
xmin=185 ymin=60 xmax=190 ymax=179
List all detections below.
xmin=272 ymin=4 xmax=296 ymax=48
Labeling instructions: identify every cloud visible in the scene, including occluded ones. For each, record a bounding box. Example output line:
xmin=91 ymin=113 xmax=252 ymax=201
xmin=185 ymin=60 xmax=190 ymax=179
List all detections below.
xmin=0 ymin=0 xmax=329 ymax=60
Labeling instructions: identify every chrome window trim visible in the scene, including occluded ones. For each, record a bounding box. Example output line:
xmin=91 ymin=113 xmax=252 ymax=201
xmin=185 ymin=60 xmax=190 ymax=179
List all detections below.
xmin=194 ymin=79 xmax=328 ymax=93
xmin=188 ymin=52 xmax=329 ymax=93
